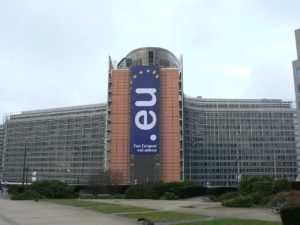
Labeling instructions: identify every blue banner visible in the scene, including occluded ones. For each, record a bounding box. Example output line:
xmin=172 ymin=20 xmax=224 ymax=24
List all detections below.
xmin=130 ymin=66 xmax=160 ymax=154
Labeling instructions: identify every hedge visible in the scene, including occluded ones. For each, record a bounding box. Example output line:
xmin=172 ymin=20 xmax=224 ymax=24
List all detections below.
xmin=240 ymin=176 xmax=273 ymax=196
xmin=272 ymin=179 xmax=290 ymax=194
xmin=30 ymin=180 xmax=75 ymax=198
xmin=125 ymin=181 xmax=196 ymax=199
xmin=8 ymin=185 xmax=26 ymax=195
xmin=280 ymin=206 xmax=300 ymax=225
xmin=9 ymin=180 xmax=75 ymax=200
xmin=222 ymin=195 xmax=255 ymax=207
xmin=11 ymin=189 xmax=44 ymax=200
xmin=124 ymin=181 xmax=238 ymax=199
xmin=207 ymin=187 xmax=237 ymax=196
xmin=290 ymin=181 xmax=300 ymax=190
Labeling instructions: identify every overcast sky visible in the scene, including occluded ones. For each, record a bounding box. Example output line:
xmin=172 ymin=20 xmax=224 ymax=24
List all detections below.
xmin=1 ymin=0 xmax=300 ymax=121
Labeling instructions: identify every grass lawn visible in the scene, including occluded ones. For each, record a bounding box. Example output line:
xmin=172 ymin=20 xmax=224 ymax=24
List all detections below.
xmin=123 ymin=211 xmax=207 ymax=222
xmin=43 ymin=199 xmax=153 ymax=214
xmin=172 ymin=218 xmax=282 ymax=225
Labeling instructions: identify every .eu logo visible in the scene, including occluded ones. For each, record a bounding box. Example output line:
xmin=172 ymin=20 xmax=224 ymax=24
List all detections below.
xmin=135 ymin=88 xmax=157 ymax=131
xmin=130 ymin=66 xmax=160 ymax=154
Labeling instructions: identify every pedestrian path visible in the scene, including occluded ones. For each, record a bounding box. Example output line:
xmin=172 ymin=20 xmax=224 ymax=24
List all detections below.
xmin=0 ymin=199 xmax=135 ymax=225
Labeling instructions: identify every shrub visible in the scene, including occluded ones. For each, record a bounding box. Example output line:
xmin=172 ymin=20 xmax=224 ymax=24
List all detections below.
xmin=240 ymin=176 xmax=274 ymax=196
xmin=164 ymin=181 xmax=191 ymax=197
xmin=222 ymin=195 xmax=255 ymax=207
xmin=286 ymin=190 xmax=300 ymax=206
xmin=207 ymin=187 xmax=237 ymax=196
xmin=248 ymin=192 xmax=263 ymax=205
xmin=125 ymin=181 xmax=204 ymax=199
xmin=125 ymin=181 xmax=237 ymax=200
xmin=291 ymin=181 xmax=300 ymax=190
xmin=8 ymin=185 xmax=25 ymax=195
xmin=10 ymin=180 xmax=75 ymax=200
xmin=164 ymin=181 xmax=206 ymax=198
xmin=272 ymin=179 xmax=290 ymax=194
xmin=217 ymin=191 xmax=240 ymax=202
xmin=110 ymin=194 xmax=125 ymax=199
xmin=109 ymin=185 xmax=130 ymax=194
xmin=124 ymin=185 xmax=144 ymax=199
xmin=280 ymin=206 xmax=300 ymax=225
xmin=161 ymin=192 xmax=179 ymax=200
xmin=31 ymin=180 xmax=75 ymax=198
xmin=146 ymin=182 xmax=166 ymax=199
xmin=11 ymin=189 xmax=44 ymax=200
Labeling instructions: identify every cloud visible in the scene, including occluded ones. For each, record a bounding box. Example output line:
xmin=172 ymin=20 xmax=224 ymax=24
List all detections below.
xmin=0 ymin=0 xmax=299 ymax=120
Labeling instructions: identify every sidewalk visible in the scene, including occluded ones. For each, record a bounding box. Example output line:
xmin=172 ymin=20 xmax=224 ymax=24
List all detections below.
xmin=0 ymin=199 xmax=136 ymax=225
xmin=97 ymin=198 xmax=281 ymax=222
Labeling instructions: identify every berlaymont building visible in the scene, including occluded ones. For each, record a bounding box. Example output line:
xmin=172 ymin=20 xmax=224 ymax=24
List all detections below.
xmin=1 ymin=30 xmax=300 ymax=187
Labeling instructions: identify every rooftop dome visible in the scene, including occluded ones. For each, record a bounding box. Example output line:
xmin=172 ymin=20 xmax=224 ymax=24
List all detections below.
xmin=117 ymin=47 xmax=180 ymax=69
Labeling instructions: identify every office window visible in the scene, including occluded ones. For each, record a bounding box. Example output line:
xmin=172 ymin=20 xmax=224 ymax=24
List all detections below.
xmin=149 ymin=51 xmax=153 ymax=65
xmin=296 ymin=67 xmax=300 ymax=77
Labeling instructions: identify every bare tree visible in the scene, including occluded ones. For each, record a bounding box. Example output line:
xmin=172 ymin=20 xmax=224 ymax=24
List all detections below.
xmin=109 ymin=169 xmax=124 ymax=186
xmin=88 ymin=169 xmax=124 ymax=195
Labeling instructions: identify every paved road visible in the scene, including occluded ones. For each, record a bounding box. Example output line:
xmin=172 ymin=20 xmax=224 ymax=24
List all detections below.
xmin=0 ymin=194 xmax=281 ymax=225
xmin=0 ymin=198 xmax=135 ymax=225
xmin=98 ymin=197 xmax=281 ymax=222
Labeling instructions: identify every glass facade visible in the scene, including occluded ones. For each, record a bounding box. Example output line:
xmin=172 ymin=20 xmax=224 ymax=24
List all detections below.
xmin=0 ymin=125 xmax=4 ymax=181
xmin=183 ymin=97 xmax=298 ymax=186
xmin=2 ymin=104 xmax=106 ymax=184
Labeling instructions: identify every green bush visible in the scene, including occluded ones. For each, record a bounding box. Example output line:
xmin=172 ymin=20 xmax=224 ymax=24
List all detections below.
xmin=125 ymin=181 xmax=203 ymax=199
xmin=164 ymin=181 xmax=206 ymax=198
xmin=222 ymin=195 xmax=255 ymax=207
xmin=248 ymin=192 xmax=263 ymax=205
xmin=221 ymin=176 xmax=274 ymax=207
xmin=31 ymin=180 xmax=75 ymax=198
xmin=164 ymin=181 xmax=191 ymax=197
xmin=10 ymin=180 xmax=75 ymax=200
xmin=161 ymin=192 xmax=179 ymax=200
xmin=8 ymin=185 xmax=25 ymax=195
xmin=125 ymin=182 xmax=166 ymax=199
xmin=149 ymin=182 xmax=166 ymax=199
xmin=217 ymin=191 xmax=240 ymax=202
xmin=272 ymin=179 xmax=290 ymax=194
xmin=266 ymin=190 xmax=300 ymax=208
xmin=207 ymin=187 xmax=237 ymax=196
xmin=280 ymin=206 xmax=300 ymax=225
xmin=291 ymin=181 xmax=300 ymax=190
xmin=219 ymin=192 xmax=263 ymax=206
xmin=125 ymin=181 xmax=237 ymax=200
xmin=240 ymin=176 xmax=274 ymax=196
xmin=11 ymin=189 xmax=44 ymax=200
xmin=125 ymin=185 xmax=145 ymax=199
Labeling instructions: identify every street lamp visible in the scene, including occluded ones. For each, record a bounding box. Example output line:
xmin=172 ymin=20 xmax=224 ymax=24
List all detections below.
xmin=22 ymin=139 xmax=28 ymax=185
xmin=273 ymin=150 xmax=277 ymax=180
xmin=236 ymin=148 xmax=241 ymax=187
xmin=190 ymin=143 xmax=197 ymax=180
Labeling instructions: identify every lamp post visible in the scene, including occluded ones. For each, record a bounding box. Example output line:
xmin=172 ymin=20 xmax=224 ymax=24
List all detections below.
xmin=236 ymin=148 xmax=241 ymax=187
xmin=273 ymin=150 xmax=277 ymax=180
xmin=190 ymin=143 xmax=197 ymax=180
xmin=22 ymin=140 xmax=28 ymax=185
